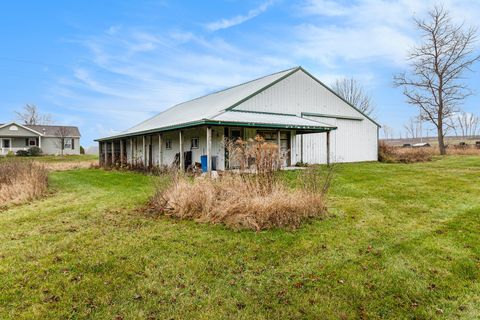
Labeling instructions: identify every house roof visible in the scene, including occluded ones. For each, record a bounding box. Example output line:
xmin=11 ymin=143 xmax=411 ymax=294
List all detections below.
xmin=0 ymin=123 xmax=81 ymax=137
xmin=96 ymin=66 xmax=377 ymax=141
xmin=26 ymin=125 xmax=81 ymax=137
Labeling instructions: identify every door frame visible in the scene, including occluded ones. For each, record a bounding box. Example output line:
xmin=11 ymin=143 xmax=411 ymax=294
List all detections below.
xmin=1 ymin=138 xmax=12 ymax=149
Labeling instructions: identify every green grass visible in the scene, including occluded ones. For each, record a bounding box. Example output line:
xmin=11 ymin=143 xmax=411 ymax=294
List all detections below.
xmin=0 ymin=156 xmax=479 ymax=319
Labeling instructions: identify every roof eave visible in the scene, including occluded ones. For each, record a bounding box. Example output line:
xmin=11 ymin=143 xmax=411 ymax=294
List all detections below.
xmin=95 ymin=119 xmax=336 ymax=141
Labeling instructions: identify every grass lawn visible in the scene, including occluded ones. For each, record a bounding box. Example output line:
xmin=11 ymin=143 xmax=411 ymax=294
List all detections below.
xmin=0 ymin=154 xmax=98 ymax=163
xmin=0 ymin=156 xmax=479 ymax=319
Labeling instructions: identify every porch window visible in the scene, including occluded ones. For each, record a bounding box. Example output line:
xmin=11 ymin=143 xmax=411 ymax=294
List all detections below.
xmin=165 ymin=139 xmax=172 ymax=150
xmin=28 ymin=138 xmax=37 ymax=146
xmin=191 ymin=137 xmax=199 ymax=149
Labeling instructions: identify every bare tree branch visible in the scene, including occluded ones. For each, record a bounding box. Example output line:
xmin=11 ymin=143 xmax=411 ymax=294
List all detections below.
xmin=15 ymin=104 xmax=53 ymax=125
xmin=54 ymin=127 xmax=70 ymax=156
xmin=394 ymin=5 xmax=480 ymax=154
xmin=332 ymin=78 xmax=375 ymax=117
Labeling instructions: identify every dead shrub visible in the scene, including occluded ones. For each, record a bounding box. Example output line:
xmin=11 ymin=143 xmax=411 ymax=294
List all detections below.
xmin=379 ymin=142 xmax=433 ymax=163
xmin=149 ymin=138 xmax=333 ymax=231
xmin=150 ymin=173 xmax=328 ymax=231
xmin=0 ymin=160 xmax=48 ymax=205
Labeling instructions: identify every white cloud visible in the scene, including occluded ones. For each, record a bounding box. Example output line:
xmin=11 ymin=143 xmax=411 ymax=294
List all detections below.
xmin=48 ymin=27 xmax=294 ymax=141
xmin=205 ymin=0 xmax=274 ymax=31
xmin=295 ymin=0 xmax=480 ymax=67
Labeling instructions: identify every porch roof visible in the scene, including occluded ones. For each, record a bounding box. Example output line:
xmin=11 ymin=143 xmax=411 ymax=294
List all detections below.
xmin=96 ymin=110 xmax=336 ymax=141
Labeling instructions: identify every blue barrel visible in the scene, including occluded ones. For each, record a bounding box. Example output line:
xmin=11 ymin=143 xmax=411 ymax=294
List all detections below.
xmin=200 ymin=155 xmax=208 ymax=172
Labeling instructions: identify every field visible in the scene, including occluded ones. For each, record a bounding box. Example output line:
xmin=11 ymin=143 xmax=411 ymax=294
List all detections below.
xmin=0 ymin=156 xmax=479 ymax=319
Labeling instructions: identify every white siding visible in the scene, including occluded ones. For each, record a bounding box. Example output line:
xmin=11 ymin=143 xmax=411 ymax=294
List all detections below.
xmin=41 ymin=137 xmax=81 ymax=155
xmin=233 ymin=70 xmax=378 ymax=164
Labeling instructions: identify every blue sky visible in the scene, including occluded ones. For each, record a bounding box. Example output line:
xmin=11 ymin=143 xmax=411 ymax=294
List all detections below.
xmin=1 ymin=0 xmax=479 ymax=146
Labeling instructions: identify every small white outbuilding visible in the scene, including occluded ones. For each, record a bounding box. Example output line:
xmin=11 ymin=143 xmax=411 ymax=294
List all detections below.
xmin=96 ymin=66 xmax=380 ymax=170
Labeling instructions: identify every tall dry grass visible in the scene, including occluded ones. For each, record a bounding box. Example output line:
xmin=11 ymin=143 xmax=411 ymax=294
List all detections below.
xmin=379 ymin=142 xmax=434 ymax=163
xmin=0 ymin=160 xmax=48 ymax=205
xmin=150 ymin=137 xmax=333 ymax=231
xmin=379 ymin=141 xmax=480 ymax=163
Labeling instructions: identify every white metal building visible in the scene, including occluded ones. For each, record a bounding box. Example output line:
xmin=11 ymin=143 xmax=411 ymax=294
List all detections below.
xmin=96 ymin=67 xmax=380 ymax=171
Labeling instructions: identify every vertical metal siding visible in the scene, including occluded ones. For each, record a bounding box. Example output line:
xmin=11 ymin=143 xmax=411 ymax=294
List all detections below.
xmin=233 ymin=70 xmax=378 ymax=164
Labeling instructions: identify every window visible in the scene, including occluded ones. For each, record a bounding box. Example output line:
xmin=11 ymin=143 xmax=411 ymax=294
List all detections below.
xmin=2 ymin=139 xmax=10 ymax=148
xmin=28 ymin=138 xmax=37 ymax=146
xmin=9 ymin=125 xmax=18 ymax=131
xmin=191 ymin=137 xmax=199 ymax=149
xmin=165 ymin=139 xmax=172 ymax=150
xmin=64 ymin=139 xmax=72 ymax=149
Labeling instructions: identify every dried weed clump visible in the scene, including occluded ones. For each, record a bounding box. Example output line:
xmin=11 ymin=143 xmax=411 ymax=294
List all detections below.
xmin=0 ymin=160 xmax=48 ymax=205
xmin=150 ymin=136 xmax=333 ymax=231
xmin=379 ymin=142 xmax=434 ymax=163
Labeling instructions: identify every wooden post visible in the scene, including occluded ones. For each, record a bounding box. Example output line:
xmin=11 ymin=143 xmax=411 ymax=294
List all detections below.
xmin=179 ymin=130 xmax=184 ymax=171
xmin=104 ymin=142 xmax=108 ymax=166
xmin=130 ymin=138 xmax=133 ymax=165
xmin=326 ymin=131 xmax=331 ymax=166
xmin=120 ymin=139 xmax=124 ymax=165
xmin=134 ymin=137 xmax=137 ymax=165
xmin=206 ymin=126 xmax=212 ymax=174
xmin=300 ymin=133 xmax=303 ymax=164
xmin=149 ymin=135 xmax=153 ymax=167
xmin=142 ymin=136 xmax=146 ymax=166
xmin=158 ymin=133 xmax=163 ymax=166
xmin=277 ymin=130 xmax=281 ymax=168
xmin=99 ymin=142 xmax=103 ymax=166
xmin=111 ymin=141 xmax=115 ymax=165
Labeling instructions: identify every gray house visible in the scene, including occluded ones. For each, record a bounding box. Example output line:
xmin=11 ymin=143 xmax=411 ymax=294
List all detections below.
xmin=0 ymin=122 xmax=81 ymax=156
xmin=96 ymin=67 xmax=380 ymax=172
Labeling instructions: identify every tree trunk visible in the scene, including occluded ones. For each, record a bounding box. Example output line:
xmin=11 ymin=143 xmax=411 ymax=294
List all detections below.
xmin=437 ymin=127 xmax=446 ymax=155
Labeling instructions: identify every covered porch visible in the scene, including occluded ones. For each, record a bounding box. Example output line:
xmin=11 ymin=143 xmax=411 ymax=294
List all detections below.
xmin=0 ymin=136 xmax=41 ymax=156
xmin=97 ymin=112 xmax=336 ymax=172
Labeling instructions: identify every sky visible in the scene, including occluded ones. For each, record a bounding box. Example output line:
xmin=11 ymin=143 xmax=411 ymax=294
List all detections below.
xmin=0 ymin=0 xmax=479 ymax=147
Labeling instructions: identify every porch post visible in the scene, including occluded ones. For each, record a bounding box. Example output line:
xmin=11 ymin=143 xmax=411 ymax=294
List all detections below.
xmin=142 ymin=136 xmax=146 ymax=166
xmin=149 ymin=135 xmax=153 ymax=167
xmin=111 ymin=141 xmax=115 ymax=165
xmin=158 ymin=133 xmax=163 ymax=166
xmin=104 ymin=142 xmax=109 ymax=166
xmin=300 ymin=133 xmax=303 ymax=164
xmin=206 ymin=126 xmax=212 ymax=174
xmin=277 ymin=130 xmax=281 ymax=168
xmin=179 ymin=130 xmax=184 ymax=171
xmin=326 ymin=131 xmax=331 ymax=166
xmin=130 ymin=138 xmax=133 ymax=165
xmin=98 ymin=142 xmax=102 ymax=166
xmin=120 ymin=139 xmax=124 ymax=165
xmin=134 ymin=137 xmax=137 ymax=165
xmin=39 ymin=136 xmax=42 ymax=149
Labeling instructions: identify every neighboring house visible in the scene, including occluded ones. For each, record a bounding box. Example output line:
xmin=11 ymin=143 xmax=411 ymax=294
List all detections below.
xmin=96 ymin=67 xmax=380 ymax=171
xmin=0 ymin=122 xmax=81 ymax=156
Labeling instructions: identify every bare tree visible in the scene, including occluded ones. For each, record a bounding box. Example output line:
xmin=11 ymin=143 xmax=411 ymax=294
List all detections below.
xmin=404 ymin=115 xmax=425 ymax=140
xmin=381 ymin=125 xmax=394 ymax=140
xmin=332 ymin=78 xmax=375 ymax=116
xmin=404 ymin=118 xmax=418 ymax=139
xmin=54 ymin=127 xmax=70 ymax=156
xmin=453 ymin=112 xmax=479 ymax=137
xmin=394 ymin=6 xmax=480 ymax=155
xmin=15 ymin=104 xmax=52 ymax=125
